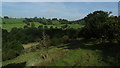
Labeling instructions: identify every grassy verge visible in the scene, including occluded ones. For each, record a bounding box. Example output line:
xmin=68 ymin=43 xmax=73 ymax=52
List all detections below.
xmin=2 ymin=41 xmax=110 ymax=66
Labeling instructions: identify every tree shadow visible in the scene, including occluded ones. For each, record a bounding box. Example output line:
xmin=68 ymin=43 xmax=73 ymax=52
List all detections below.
xmin=58 ymin=38 xmax=120 ymax=66
xmin=2 ymin=62 xmax=26 ymax=68
xmin=62 ymin=39 xmax=100 ymax=50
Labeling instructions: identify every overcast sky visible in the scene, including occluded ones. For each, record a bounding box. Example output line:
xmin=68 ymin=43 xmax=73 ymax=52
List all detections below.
xmin=2 ymin=2 xmax=118 ymax=20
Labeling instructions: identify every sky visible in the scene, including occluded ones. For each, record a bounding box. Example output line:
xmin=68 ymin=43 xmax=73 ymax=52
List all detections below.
xmin=2 ymin=0 xmax=120 ymax=2
xmin=2 ymin=2 xmax=118 ymax=21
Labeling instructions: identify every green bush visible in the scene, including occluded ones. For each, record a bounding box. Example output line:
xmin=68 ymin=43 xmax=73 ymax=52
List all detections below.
xmin=60 ymin=35 xmax=69 ymax=43
xmin=2 ymin=40 xmax=24 ymax=61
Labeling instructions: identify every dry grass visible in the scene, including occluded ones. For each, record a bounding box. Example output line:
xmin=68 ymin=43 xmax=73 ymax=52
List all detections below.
xmin=22 ymin=42 xmax=39 ymax=49
xmin=35 ymin=48 xmax=69 ymax=66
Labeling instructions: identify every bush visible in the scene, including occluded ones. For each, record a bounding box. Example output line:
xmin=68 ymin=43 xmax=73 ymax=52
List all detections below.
xmin=51 ymin=38 xmax=61 ymax=45
xmin=2 ymin=40 xmax=24 ymax=61
xmin=60 ymin=35 xmax=69 ymax=43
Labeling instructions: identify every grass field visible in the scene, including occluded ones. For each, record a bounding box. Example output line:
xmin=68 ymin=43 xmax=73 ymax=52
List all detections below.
xmin=2 ymin=18 xmax=84 ymax=31
xmin=2 ymin=23 xmax=84 ymax=32
xmin=2 ymin=38 xmax=112 ymax=67
xmin=2 ymin=23 xmax=26 ymax=31
xmin=2 ymin=18 xmax=25 ymax=24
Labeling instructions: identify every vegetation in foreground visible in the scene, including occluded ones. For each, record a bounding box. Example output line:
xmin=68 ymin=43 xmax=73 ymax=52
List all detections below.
xmin=1 ymin=11 xmax=120 ymax=67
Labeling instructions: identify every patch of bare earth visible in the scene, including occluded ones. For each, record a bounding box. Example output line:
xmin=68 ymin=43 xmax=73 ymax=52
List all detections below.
xmin=22 ymin=42 xmax=39 ymax=49
xmin=35 ymin=48 xmax=69 ymax=66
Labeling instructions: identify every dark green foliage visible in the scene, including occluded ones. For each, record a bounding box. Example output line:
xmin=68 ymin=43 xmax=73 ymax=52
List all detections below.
xmin=59 ymin=19 xmax=69 ymax=24
xmin=50 ymin=26 xmax=53 ymax=29
xmin=3 ymin=22 xmax=6 ymax=24
xmin=80 ymin=10 xmax=120 ymax=43
xmin=23 ymin=20 xmax=30 ymax=25
xmin=70 ymin=19 xmax=86 ymax=25
xmin=21 ymin=17 xmax=85 ymax=25
xmin=102 ymin=16 xmax=120 ymax=43
xmin=2 ymin=40 xmax=24 ymax=61
xmin=24 ymin=18 xmax=33 ymax=22
xmin=2 ymin=62 xmax=26 ymax=68
xmin=47 ymin=19 xmax=52 ymax=25
xmin=60 ymin=35 xmax=69 ymax=43
xmin=38 ymin=25 xmax=43 ymax=30
xmin=31 ymin=23 xmax=35 ymax=27
xmin=82 ymin=11 xmax=110 ymax=38
xmin=52 ymin=18 xmax=58 ymax=20
xmin=5 ymin=27 xmax=41 ymax=44
xmin=4 ymin=16 xmax=9 ymax=19
xmin=24 ymin=25 xmax=29 ymax=29
xmin=51 ymin=35 xmax=69 ymax=46
xmin=44 ymin=26 xmax=48 ymax=29
xmin=61 ymin=24 xmax=68 ymax=29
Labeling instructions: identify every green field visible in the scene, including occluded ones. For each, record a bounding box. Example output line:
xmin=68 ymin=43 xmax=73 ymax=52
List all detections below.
xmin=2 ymin=18 xmax=25 ymax=24
xmin=2 ymin=18 xmax=84 ymax=31
xmin=2 ymin=23 xmax=26 ymax=31
xmin=2 ymin=38 xmax=112 ymax=66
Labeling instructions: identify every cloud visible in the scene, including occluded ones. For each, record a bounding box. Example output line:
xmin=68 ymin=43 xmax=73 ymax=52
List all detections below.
xmin=2 ymin=2 xmax=118 ymax=20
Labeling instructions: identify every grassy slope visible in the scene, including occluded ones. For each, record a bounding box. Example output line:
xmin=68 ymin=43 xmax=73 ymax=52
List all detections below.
xmin=2 ymin=23 xmax=84 ymax=32
xmin=2 ymin=18 xmax=25 ymax=24
xmin=2 ymin=18 xmax=84 ymax=31
xmin=2 ymin=45 xmax=69 ymax=66
xmin=48 ymin=49 xmax=108 ymax=66
xmin=2 ymin=39 xmax=110 ymax=66
xmin=2 ymin=23 xmax=26 ymax=31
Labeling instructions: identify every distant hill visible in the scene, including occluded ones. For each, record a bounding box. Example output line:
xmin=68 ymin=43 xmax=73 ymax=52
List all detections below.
xmin=2 ymin=18 xmax=25 ymax=24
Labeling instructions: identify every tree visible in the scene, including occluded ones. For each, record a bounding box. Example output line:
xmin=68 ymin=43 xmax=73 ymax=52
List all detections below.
xmin=102 ymin=16 xmax=120 ymax=43
xmin=81 ymin=11 xmax=111 ymax=39
xmin=38 ymin=25 xmax=43 ymax=30
xmin=37 ymin=32 xmax=51 ymax=59
xmin=61 ymin=24 xmax=69 ymax=30
xmin=50 ymin=26 xmax=53 ymax=29
xmin=52 ymin=18 xmax=57 ymax=20
xmin=4 ymin=16 xmax=9 ymax=19
xmin=44 ymin=26 xmax=48 ymax=29
xmin=80 ymin=11 xmax=120 ymax=43
xmin=3 ymin=22 xmax=6 ymax=24
xmin=23 ymin=20 xmax=30 ymax=25
xmin=24 ymin=25 xmax=29 ymax=29
xmin=31 ymin=23 xmax=35 ymax=27
xmin=2 ymin=40 xmax=24 ymax=61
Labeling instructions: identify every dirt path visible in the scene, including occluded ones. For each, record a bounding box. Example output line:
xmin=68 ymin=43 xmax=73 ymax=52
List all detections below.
xmin=22 ymin=42 xmax=39 ymax=49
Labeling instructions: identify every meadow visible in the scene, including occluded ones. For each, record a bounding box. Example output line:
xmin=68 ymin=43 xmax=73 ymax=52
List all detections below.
xmin=2 ymin=18 xmax=84 ymax=31
xmin=2 ymin=11 xmax=120 ymax=67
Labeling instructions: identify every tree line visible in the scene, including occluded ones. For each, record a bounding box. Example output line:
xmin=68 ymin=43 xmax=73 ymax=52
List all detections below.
xmin=2 ymin=16 xmax=85 ymax=25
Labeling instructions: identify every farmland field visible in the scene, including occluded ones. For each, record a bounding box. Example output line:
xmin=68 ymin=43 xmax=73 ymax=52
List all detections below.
xmin=2 ymin=18 xmax=84 ymax=31
xmin=2 ymin=18 xmax=25 ymax=24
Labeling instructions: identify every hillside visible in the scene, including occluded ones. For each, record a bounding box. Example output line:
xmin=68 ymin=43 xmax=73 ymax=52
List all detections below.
xmin=2 ymin=18 xmax=84 ymax=31
xmin=2 ymin=11 xmax=120 ymax=67
xmin=2 ymin=38 xmax=112 ymax=67
xmin=2 ymin=18 xmax=25 ymax=24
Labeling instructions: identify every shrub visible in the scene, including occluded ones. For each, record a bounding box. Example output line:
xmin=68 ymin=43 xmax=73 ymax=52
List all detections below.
xmin=2 ymin=40 xmax=24 ymax=61
xmin=60 ymin=35 xmax=69 ymax=43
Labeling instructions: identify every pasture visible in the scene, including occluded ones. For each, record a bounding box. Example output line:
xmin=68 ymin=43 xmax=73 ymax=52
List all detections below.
xmin=2 ymin=18 xmax=84 ymax=31
xmin=2 ymin=38 xmax=112 ymax=66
